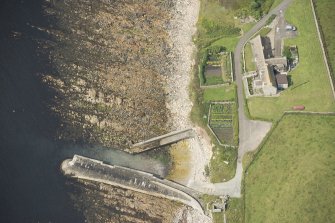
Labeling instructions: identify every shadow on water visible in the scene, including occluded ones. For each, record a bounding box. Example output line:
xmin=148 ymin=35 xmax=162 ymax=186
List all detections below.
xmin=0 ymin=0 xmax=166 ymax=222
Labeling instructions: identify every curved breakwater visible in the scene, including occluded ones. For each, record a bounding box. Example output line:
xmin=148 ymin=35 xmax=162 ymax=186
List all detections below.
xmin=62 ymin=155 xmax=204 ymax=213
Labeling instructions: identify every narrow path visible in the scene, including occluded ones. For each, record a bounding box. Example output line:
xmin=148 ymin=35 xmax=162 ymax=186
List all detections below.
xmin=188 ymin=0 xmax=293 ymax=197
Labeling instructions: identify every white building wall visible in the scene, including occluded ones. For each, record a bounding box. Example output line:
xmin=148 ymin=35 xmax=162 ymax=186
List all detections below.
xmin=278 ymin=83 xmax=288 ymax=89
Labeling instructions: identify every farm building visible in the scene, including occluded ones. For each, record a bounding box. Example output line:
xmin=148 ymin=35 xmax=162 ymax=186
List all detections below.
xmin=250 ymin=35 xmax=277 ymax=96
xmin=266 ymin=57 xmax=288 ymax=73
xmin=275 ymin=74 xmax=288 ymax=89
xmin=249 ymin=35 xmax=290 ymax=96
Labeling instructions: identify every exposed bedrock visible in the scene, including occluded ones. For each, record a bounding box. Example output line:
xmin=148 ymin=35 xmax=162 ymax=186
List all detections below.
xmin=38 ymin=0 xmax=185 ymax=150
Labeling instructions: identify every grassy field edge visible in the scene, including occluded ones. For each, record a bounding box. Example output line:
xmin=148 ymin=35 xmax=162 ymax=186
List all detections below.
xmin=243 ymin=112 xmax=335 ymax=222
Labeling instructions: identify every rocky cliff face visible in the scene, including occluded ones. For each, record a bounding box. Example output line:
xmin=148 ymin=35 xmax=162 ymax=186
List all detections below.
xmin=40 ymin=0 xmax=178 ymax=150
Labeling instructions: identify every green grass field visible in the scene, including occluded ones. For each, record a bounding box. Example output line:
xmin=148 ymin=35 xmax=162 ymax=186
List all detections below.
xmin=204 ymin=75 xmax=224 ymax=85
xmin=247 ymin=0 xmax=335 ymax=121
xmin=314 ymin=0 xmax=335 ymax=87
xmin=245 ymin=114 xmax=335 ymax=223
xmin=210 ymin=145 xmax=237 ymax=182
xmin=211 ymin=36 xmax=239 ymax=51
xmin=203 ymin=85 xmax=236 ymax=101
xmin=241 ymin=22 xmax=257 ymax=33
xmin=244 ymin=43 xmax=256 ymax=72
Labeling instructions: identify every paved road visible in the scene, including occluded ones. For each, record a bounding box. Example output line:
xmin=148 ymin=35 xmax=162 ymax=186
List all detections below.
xmin=273 ymin=9 xmax=297 ymax=57
xmin=274 ymin=10 xmax=285 ymax=57
xmin=189 ymin=0 xmax=293 ymax=197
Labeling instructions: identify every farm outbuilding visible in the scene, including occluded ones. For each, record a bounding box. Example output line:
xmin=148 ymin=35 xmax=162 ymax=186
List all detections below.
xmin=275 ymin=74 xmax=288 ymax=89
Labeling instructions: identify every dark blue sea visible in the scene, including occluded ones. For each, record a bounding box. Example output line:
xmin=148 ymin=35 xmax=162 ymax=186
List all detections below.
xmin=0 ymin=1 xmax=166 ymax=222
xmin=0 ymin=0 xmax=86 ymax=222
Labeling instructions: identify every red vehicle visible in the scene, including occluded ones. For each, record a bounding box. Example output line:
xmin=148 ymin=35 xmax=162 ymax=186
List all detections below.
xmin=292 ymin=105 xmax=305 ymax=110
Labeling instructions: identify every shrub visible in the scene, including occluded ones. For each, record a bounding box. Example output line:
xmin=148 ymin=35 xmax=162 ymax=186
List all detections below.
xmin=283 ymin=46 xmax=293 ymax=61
xmin=201 ymin=18 xmax=241 ymax=38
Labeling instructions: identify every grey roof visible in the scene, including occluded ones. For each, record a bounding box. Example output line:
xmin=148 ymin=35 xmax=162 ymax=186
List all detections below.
xmin=276 ymin=74 xmax=288 ymax=85
xmin=265 ymin=57 xmax=288 ymax=66
xmin=250 ymin=35 xmax=276 ymax=87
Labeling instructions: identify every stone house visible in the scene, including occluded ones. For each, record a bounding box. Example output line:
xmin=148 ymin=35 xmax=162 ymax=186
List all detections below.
xmin=250 ymin=35 xmax=289 ymax=95
xmin=250 ymin=35 xmax=277 ymax=96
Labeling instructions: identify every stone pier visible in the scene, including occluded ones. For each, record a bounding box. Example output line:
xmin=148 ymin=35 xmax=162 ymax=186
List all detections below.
xmin=61 ymin=155 xmax=204 ymax=213
xmin=129 ymin=129 xmax=195 ymax=153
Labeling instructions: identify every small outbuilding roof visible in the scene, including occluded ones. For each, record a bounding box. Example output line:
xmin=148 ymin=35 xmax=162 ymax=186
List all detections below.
xmin=265 ymin=57 xmax=288 ymax=66
xmin=276 ymin=74 xmax=288 ymax=85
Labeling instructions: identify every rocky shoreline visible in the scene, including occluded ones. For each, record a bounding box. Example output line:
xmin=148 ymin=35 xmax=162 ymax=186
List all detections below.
xmin=39 ymin=0 xmax=212 ymax=221
xmin=165 ymin=0 xmax=198 ymax=130
xmin=41 ymin=0 xmax=177 ymax=150
xmin=165 ymin=0 xmax=212 ymax=188
xmin=40 ymin=0 xmax=212 ymax=189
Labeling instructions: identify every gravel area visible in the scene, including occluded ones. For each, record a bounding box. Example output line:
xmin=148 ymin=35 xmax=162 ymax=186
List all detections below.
xmin=165 ymin=0 xmax=198 ymax=130
xmin=173 ymin=206 xmax=212 ymax=223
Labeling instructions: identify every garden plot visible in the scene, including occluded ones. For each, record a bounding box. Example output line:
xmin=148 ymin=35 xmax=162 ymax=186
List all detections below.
xmin=204 ymin=64 xmax=223 ymax=85
xmin=208 ymin=102 xmax=235 ymax=145
xmin=201 ymin=46 xmax=233 ymax=86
